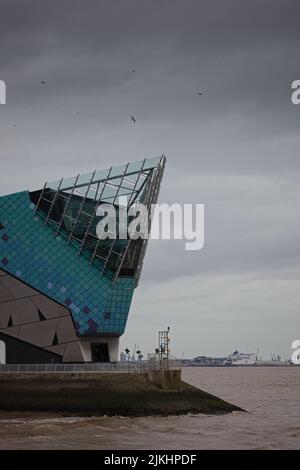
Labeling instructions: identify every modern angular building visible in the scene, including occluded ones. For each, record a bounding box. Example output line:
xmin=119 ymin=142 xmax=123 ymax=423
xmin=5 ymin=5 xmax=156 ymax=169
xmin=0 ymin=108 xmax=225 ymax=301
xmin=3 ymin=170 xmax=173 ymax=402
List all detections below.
xmin=0 ymin=156 xmax=165 ymax=364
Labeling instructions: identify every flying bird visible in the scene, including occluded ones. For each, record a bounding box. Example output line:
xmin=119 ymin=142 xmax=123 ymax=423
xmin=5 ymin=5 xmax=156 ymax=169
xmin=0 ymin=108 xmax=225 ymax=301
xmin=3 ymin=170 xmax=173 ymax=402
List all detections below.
xmin=197 ymin=92 xmax=203 ymax=96
xmin=130 ymin=115 xmax=136 ymax=123
xmin=131 ymin=69 xmax=136 ymax=73
xmin=40 ymin=81 xmax=46 ymax=84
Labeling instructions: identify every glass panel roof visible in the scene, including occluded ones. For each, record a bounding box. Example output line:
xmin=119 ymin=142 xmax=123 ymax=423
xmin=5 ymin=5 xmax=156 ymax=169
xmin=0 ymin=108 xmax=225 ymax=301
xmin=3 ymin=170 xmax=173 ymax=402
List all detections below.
xmin=33 ymin=155 xmax=166 ymax=283
xmin=127 ymin=160 xmax=144 ymax=173
xmin=93 ymin=168 xmax=110 ymax=182
xmin=47 ymin=157 xmax=162 ymax=191
xmin=109 ymin=163 xmax=127 ymax=178
xmin=48 ymin=180 xmax=61 ymax=190
xmin=77 ymin=172 xmax=95 ymax=186
xmin=142 ymin=156 xmax=162 ymax=171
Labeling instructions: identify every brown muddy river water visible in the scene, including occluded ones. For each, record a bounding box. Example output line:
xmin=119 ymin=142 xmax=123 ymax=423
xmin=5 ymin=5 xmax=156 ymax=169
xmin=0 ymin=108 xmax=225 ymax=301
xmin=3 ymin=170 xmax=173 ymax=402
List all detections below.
xmin=0 ymin=366 xmax=299 ymax=450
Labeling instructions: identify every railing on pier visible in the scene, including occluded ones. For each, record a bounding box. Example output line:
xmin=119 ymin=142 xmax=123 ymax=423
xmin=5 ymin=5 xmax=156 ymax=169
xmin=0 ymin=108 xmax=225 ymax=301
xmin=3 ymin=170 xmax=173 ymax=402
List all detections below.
xmin=0 ymin=359 xmax=180 ymax=374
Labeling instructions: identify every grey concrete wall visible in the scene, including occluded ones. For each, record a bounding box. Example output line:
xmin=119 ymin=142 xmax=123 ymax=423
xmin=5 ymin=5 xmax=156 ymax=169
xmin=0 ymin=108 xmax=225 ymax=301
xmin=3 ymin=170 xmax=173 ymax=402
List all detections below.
xmin=148 ymin=369 xmax=182 ymax=390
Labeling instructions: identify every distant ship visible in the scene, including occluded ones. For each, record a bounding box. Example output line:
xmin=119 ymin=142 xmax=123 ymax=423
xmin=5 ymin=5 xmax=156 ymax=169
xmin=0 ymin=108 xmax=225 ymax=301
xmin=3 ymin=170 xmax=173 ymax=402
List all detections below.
xmin=223 ymin=350 xmax=256 ymax=366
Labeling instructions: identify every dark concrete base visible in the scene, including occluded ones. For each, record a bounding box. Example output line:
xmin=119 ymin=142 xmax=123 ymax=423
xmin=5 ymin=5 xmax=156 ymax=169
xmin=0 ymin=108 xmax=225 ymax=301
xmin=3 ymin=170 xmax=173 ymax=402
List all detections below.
xmin=0 ymin=372 xmax=244 ymax=416
xmin=148 ymin=369 xmax=182 ymax=389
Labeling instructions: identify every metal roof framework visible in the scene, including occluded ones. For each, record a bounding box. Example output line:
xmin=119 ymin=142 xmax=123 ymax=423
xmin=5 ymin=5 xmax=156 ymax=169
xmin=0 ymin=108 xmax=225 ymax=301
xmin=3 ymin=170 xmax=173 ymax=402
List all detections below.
xmin=33 ymin=156 xmax=166 ymax=284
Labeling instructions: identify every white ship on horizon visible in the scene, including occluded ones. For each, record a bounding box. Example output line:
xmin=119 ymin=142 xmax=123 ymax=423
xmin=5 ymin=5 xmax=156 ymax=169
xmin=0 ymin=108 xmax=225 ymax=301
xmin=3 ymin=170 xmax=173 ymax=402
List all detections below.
xmin=223 ymin=350 xmax=256 ymax=366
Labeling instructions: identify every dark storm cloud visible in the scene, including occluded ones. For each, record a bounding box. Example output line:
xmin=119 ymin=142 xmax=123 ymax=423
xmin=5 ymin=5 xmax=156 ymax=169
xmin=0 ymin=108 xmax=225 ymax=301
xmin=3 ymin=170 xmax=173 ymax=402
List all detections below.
xmin=1 ymin=0 xmax=299 ymax=178
xmin=1 ymin=0 xmax=299 ymax=51
xmin=1 ymin=0 xmax=299 ymax=110
xmin=0 ymin=0 xmax=299 ymax=356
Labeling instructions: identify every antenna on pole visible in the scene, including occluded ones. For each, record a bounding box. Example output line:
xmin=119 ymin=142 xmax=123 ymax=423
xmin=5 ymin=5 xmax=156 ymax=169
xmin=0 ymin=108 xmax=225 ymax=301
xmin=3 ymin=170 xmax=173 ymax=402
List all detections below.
xmin=158 ymin=327 xmax=170 ymax=369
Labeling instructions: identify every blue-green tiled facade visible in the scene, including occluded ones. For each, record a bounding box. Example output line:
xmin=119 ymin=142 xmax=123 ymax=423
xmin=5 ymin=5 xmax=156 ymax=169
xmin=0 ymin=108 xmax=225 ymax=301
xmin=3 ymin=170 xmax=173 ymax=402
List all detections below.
xmin=0 ymin=191 xmax=135 ymax=336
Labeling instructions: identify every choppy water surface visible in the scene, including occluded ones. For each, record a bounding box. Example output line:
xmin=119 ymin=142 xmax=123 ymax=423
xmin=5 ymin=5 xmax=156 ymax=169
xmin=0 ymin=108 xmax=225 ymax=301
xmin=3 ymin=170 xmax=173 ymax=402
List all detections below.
xmin=0 ymin=367 xmax=299 ymax=449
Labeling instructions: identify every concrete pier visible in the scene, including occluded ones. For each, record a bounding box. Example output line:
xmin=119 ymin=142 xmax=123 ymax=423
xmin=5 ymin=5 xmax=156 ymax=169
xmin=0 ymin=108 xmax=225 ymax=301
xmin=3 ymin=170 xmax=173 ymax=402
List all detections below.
xmin=0 ymin=371 xmax=244 ymax=416
xmin=148 ymin=369 xmax=182 ymax=389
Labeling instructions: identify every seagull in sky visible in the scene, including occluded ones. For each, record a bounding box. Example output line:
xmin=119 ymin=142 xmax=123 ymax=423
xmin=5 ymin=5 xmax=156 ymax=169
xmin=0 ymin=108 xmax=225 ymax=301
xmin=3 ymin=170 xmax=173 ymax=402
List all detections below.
xmin=130 ymin=115 xmax=136 ymax=123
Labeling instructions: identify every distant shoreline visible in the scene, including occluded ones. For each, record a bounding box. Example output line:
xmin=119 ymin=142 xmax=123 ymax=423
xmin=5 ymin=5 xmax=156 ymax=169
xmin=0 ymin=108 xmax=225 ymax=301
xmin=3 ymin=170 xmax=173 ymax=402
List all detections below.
xmin=181 ymin=363 xmax=296 ymax=367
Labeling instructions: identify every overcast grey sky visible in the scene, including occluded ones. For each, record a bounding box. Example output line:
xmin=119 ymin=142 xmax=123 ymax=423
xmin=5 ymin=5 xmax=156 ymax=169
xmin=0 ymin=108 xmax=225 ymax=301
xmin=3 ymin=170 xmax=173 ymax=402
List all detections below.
xmin=0 ymin=0 xmax=299 ymax=359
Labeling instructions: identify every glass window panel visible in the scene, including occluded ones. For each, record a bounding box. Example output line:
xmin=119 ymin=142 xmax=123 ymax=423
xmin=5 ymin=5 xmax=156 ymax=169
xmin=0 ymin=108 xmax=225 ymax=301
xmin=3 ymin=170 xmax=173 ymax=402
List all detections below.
xmin=109 ymin=164 xmax=127 ymax=178
xmin=117 ymin=187 xmax=134 ymax=198
xmin=143 ymin=156 xmax=161 ymax=171
xmin=101 ymin=185 xmax=118 ymax=200
xmin=48 ymin=180 xmax=61 ymax=190
xmin=135 ymin=176 xmax=147 ymax=191
xmin=93 ymin=168 xmax=110 ymax=182
xmin=77 ymin=172 xmax=94 ymax=186
xmin=107 ymin=177 xmax=123 ymax=187
xmin=60 ymin=176 xmax=77 ymax=190
xmin=127 ymin=160 xmax=144 ymax=173
xmin=123 ymin=173 xmax=140 ymax=185
xmin=85 ymin=187 xmax=98 ymax=199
